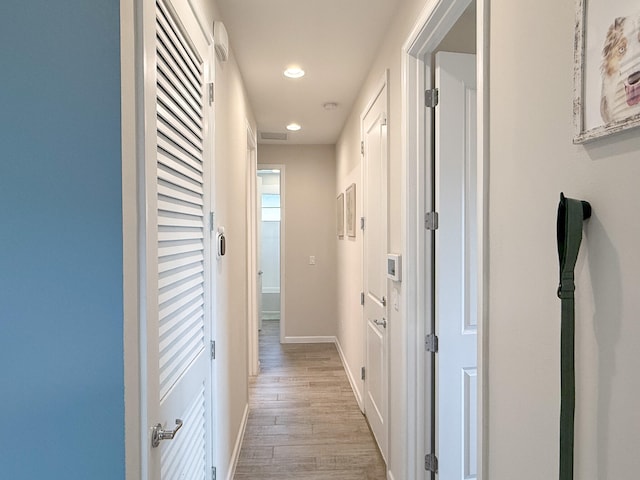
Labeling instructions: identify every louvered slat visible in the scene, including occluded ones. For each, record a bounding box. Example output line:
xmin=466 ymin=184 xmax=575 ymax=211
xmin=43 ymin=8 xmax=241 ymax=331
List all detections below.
xmin=158 ymin=198 xmax=203 ymax=218
xmin=158 ymin=181 xmax=203 ymax=207
xmin=157 ymin=240 xmax=203 ymax=259
xmin=158 ymin=229 xmax=204 ymax=244
xmin=158 ymin=250 xmax=204 ymax=273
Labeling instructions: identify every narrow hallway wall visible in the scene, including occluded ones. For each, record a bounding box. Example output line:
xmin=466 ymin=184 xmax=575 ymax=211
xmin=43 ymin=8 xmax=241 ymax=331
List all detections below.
xmin=489 ymin=0 xmax=640 ymax=478
xmin=185 ymin=0 xmax=258 ymax=476
xmin=258 ymin=144 xmax=337 ymax=341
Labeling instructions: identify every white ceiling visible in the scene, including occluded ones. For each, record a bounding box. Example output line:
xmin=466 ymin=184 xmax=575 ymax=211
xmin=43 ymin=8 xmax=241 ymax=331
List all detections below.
xmin=215 ymin=0 xmax=404 ymax=144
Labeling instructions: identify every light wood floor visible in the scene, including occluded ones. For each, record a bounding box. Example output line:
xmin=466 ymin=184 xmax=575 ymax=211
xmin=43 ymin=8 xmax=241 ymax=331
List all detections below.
xmin=233 ymin=320 xmax=387 ymax=479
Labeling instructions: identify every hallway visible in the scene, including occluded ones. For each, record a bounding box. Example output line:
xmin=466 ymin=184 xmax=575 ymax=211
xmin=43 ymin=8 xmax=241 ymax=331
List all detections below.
xmin=234 ymin=320 xmax=386 ymax=479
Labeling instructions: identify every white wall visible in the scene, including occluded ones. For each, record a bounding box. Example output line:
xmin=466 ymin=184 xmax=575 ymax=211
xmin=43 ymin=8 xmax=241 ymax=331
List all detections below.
xmin=258 ymin=144 xmax=338 ymax=340
xmin=489 ymin=0 xmax=640 ymax=478
xmin=189 ymin=0 xmax=257 ymax=477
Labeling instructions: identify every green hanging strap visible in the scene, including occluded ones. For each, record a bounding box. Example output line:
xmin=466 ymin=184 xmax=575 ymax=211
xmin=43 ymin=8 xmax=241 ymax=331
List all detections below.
xmin=556 ymin=192 xmax=591 ymax=480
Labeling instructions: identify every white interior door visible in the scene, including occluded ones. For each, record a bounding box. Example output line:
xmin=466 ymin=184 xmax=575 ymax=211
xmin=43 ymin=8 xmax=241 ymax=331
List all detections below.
xmin=435 ymin=51 xmax=477 ymax=479
xmin=146 ymin=0 xmax=214 ymax=477
xmin=363 ymin=78 xmax=389 ymax=461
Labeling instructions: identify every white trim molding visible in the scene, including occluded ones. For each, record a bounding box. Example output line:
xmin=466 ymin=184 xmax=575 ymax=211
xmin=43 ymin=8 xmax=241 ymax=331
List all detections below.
xmin=335 ymin=338 xmax=364 ymax=410
xmin=282 ymin=336 xmax=337 ymax=344
xmin=225 ymin=403 xmax=249 ymax=480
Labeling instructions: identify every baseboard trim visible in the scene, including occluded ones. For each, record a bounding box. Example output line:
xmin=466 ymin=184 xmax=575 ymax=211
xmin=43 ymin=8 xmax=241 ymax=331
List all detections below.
xmin=226 ymin=403 xmax=249 ymax=480
xmin=335 ymin=337 xmax=363 ymax=411
xmin=282 ymin=335 xmax=336 ymax=344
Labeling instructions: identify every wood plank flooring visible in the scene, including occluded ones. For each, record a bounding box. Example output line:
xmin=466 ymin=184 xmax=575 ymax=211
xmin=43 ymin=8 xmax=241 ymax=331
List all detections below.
xmin=233 ymin=320 xmax=386 ymax=479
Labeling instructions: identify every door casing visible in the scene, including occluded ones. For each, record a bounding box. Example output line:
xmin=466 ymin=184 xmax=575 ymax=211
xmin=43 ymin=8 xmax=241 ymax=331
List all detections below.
xmin=253 ymin=164 xmax=286 ymax=346
xmin=401 ymin=0 xmax=489 ymax=478
xmin=246 ymin=123 xmax=259 ymax=376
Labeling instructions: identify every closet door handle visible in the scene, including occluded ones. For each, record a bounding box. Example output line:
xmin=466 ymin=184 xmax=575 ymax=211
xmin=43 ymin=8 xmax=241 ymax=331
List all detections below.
xmin=151 ymin=419 xmax=183 ymax=448
xmin=373 ymin=318 xmax=387 ymax=328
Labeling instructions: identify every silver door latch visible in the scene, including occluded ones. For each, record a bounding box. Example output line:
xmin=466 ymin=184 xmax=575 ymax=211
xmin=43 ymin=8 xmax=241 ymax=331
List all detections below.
xmin=373 ymin=318 xmax=387 ymax=328
xmin=151 ymin=419 xmax=183 ymax=448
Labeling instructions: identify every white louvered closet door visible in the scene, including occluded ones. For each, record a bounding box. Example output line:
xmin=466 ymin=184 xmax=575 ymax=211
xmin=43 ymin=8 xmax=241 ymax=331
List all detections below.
xmin=147 ymin=0 xmax=214 ymax=478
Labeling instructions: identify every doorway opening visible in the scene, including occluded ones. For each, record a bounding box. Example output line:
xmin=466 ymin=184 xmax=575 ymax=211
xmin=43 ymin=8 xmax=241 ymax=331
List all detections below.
xmin=257 ymin=168 xmax=284 ymax=350
xmin=403 ymin=0 xmax=488 ymax=478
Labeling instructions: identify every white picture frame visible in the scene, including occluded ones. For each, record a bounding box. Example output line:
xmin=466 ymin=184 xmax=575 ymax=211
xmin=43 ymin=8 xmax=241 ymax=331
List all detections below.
xmin=346 ymin=183 xmax=356 ymax=238
xmin=574 ymin=0 xmax=640 ymax=143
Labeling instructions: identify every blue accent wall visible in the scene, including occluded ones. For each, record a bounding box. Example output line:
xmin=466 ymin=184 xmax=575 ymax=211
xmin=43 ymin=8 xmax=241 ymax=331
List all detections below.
xmin=0 ymin=1 xmax=124 ymax=478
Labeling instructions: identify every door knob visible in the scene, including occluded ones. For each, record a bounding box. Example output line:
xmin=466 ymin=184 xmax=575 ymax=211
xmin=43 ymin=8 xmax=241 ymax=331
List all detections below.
xmin=373 ymin=318 xmax=387 ymax=328
xmin=258 ymin=270 xmax=263 ymax=275
xmin=151 ymin=419 xmax=183 ymax=448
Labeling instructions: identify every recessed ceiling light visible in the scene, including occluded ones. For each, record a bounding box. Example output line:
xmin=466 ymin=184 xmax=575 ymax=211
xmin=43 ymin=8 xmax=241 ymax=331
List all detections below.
xmin=284 ymin=67 xmax=305 ymax=79
xmin=323 ymin=102 xmax=338 ymax=111
xmin=286 ymin=123 xmax=301 ymax=131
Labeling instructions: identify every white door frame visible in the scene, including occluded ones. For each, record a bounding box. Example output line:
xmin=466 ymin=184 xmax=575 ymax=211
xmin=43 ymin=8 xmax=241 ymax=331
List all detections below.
xmin=401 ymin=0 xmax=489 ymax=478
xmin=254 ymin=164 xmax=286 ymax=344
xmin=246 ymin=123 xmax=259 ymax=376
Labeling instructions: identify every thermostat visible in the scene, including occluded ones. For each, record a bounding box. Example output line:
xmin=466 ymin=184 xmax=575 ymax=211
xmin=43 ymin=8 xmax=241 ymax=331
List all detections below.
xmin=387 ymin=254 xmax=402 ymax=282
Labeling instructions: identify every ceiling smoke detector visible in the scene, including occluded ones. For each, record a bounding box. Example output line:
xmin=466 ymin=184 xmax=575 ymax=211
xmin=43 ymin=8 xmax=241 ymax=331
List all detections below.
xmin=323 ymin=102 xmax=338 ymax=111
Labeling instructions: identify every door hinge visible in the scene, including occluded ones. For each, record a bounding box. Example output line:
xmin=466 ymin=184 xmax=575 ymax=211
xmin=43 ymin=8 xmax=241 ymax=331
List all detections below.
xmin=381 ymin=115 xmax=387 ymax=126
xmin=210 ymin=340 xmax=216 ymax=360
xmin=208 ymin=83 xmax=215 ymax=105
xmin=211 ymin=466 xmax=217 ymax=480
xmin=360 ymin=292 xmax=365 ymax=306
xmin=425 ymin=88 xmax=439 ymax=108
xmin=425 ymin=334 xmax=438 ymax=353
xmin=360 ymin=217 xmax=365 ymax=230
xmin=425 ymin=453 xmax=438 ymax=472
xmin=361 ymin=141 xmax=364 ymax=155
xmin=361 ymin=366 xmax=366 ymax=380
xmin=209 ymin=211 xmax=215 ymax=232
xmin=425 ymin=211 xmax=439 ymax=230
xmin=381 ymin=296 xmax=386 ymax=307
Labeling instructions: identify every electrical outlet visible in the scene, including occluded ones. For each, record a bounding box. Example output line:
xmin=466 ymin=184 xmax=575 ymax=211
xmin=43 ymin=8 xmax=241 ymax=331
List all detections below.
xmin=309 ymin=255 xmax=316 ymax=265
